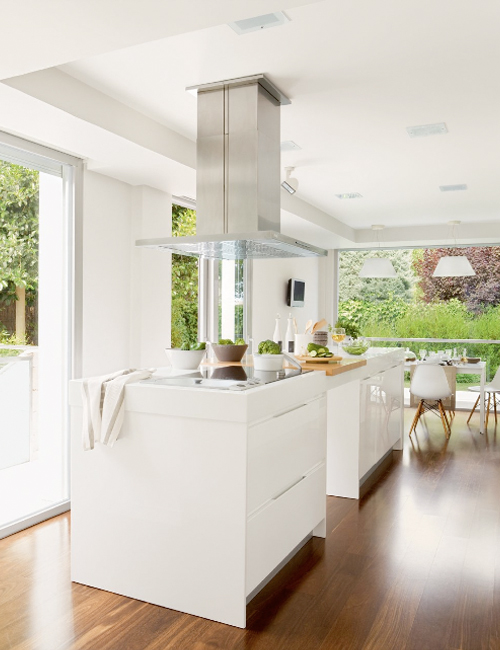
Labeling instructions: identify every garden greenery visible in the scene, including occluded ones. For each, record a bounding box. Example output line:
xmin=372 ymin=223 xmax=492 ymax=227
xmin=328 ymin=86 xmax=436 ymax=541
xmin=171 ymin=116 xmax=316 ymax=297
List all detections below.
xmin=0 ymin=162 xmax=39 ymax=305
xmin=171 ymin=205 xmax=198 ymax=347
xmin=339 ymin=244 xmax=500 ymax=381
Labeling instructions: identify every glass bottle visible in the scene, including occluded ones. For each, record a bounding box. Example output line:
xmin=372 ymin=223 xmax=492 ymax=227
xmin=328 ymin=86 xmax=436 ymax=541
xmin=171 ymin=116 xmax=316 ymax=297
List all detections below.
xmin=272 ymin=314 xmax=282 ymax=351
xmin=285 ymin=313 xmax=295 ymax=354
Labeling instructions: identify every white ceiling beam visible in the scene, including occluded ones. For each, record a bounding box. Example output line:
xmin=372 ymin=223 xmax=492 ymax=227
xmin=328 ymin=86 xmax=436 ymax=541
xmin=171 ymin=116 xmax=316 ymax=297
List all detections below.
xmin=281 ymin=192 xmax=356 ymax=242
xmin=353 ymin=222 xmax=500 ymax=248
xmin=4 ymin=69 xmax=195 ymax=170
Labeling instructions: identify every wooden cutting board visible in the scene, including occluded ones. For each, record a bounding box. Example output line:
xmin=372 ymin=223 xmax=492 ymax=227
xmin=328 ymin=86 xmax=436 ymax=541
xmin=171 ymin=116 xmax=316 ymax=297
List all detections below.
xmin=300 ymin=357 xmax=367 ymax=376
xmin=295 ymin=355 xmax=342 ymax=364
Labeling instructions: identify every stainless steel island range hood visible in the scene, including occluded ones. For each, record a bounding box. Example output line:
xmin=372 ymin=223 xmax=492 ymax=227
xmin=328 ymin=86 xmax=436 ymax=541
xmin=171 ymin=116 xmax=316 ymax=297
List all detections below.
xmin=136 ymin=74 xmax=327 ymax=260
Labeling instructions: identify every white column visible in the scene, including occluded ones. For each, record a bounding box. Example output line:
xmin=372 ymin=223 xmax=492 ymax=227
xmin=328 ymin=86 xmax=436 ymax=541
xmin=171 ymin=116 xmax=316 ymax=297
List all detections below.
xmin=38 ymin=172 xmax=66 ymax=501
xmin=321 ymin=249 xmax=338 ymax=328
xmin=130 ymin=186 xmax=172 ymax=368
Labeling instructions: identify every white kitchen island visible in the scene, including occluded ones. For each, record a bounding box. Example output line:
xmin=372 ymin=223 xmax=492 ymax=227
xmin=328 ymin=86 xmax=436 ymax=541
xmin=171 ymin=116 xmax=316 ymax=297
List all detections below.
xmin=69 ymin=369 xmax=326 ymax=628
xmin=325 ymin=348 xmax=405 ymax=499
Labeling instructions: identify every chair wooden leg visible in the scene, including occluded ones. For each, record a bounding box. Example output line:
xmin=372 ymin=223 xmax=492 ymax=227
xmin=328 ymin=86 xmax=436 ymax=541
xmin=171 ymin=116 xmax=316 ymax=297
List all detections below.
xmin=409 ymin=402 xmax=419 ymax=436
xmin=442 ymin=404 xmax=452 ymax=436
xmin=486 ymin=393 xmax=491 ymax=429
xmin=467 ymin=395 xmax=480 ymax=424
xmin=438 ymin=401 xmax=447 ymax=437
xmin=409 ymin=401 xmax=422 ymax=436
xmin=438 ymin=401 xmax=451 ymax=438
xmin=495 ymin=393 xmax=498 ymax=423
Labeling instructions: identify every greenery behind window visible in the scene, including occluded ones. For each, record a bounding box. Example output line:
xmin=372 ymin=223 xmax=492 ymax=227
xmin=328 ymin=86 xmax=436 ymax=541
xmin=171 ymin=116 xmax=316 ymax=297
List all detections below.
xmin=0 ymin=161 xmax=39 ymax=345
xmin=171 ymin=204 xmax=198 ymax=347
xmin=338 ymin=246 xmax=500 ymax=380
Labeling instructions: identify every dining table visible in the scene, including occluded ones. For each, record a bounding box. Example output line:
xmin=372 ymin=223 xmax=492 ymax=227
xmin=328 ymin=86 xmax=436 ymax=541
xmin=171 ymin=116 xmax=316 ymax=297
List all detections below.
xmin=404 ymin=360 xmax=487 ymax=434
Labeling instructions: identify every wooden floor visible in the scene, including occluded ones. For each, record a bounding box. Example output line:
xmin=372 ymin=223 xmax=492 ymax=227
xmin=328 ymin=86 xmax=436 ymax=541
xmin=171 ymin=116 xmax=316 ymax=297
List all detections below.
xmin=1 ymin=409 xmax=500 ymax=650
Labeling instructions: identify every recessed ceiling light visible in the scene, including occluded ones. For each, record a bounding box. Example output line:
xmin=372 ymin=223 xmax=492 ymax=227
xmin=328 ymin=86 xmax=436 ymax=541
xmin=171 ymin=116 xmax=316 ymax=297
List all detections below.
xmin=335 ymin=193 xmax=363 ymax=199
xmin=228 ymin=12 xmax=290 ymax=35
xmin=406 ymin=122 xmax=448 ymax=138
xmin=439 ymin=184 xmax=467 ymax=192
xmin=280 ymin=140 xmax=301 ymax=152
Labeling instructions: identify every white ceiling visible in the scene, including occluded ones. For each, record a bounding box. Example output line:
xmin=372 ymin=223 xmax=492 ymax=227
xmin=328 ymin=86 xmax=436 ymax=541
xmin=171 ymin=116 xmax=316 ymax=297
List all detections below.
xmin=1 ymin=0 xmax=500 ymax=246
xmin=0 ymin=0 xmax=321 ymax=79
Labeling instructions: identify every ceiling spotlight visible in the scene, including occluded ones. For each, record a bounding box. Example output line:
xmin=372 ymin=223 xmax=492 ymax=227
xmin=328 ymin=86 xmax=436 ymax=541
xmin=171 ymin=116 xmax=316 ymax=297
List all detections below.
xmin=406 ymin=122 xmax=448 ymax=138
xmin=281 ymin=167 xmax=298 ymax=194
xmin=335 ymin=192 xmax=363 ymax=199
xmin=280 ymin=140 xmax=301 ymax=152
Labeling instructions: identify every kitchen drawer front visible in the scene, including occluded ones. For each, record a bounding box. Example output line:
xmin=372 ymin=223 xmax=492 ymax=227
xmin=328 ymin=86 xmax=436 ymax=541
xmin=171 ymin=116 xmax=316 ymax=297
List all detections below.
xmin=246 ymin=463 xmax=326 ymax=596
xmin=247 ymin=396 xmax=326 ymax=514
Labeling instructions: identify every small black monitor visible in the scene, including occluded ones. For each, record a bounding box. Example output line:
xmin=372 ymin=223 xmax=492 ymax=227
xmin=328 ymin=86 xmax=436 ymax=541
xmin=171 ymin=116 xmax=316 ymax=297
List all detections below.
xmin=287 ymin=278 xmax=305 ymax=307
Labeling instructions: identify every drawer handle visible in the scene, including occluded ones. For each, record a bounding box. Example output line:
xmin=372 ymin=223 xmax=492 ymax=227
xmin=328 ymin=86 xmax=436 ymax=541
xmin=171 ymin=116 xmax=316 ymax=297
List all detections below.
xmin=272 ymin=475 xmax=306 ymax=500
xmin=272 ymin=403 xmax=308 ymax=418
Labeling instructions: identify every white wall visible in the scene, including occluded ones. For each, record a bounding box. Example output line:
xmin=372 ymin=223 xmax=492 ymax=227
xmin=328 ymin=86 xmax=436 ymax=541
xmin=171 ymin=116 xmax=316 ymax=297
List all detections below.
xmin=251 ymin=256 xmax=327 ymax=348
xmin=81 ymin=170 xmax=172 ymax=376
xmin=130 ymin=185 xmax=172 ymax=368
xmin=82 ymin=171 xmax=133 ymax=376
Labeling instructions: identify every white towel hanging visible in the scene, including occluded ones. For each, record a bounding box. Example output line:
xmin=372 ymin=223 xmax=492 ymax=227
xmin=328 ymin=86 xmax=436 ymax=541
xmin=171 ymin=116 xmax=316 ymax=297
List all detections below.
xmin=100 ymin=369 xmax=153 ymax=447
xmin=81 ymin=370 xmax=129 ymax=451
xmin=81 ymin=369 xmax=153 ymax=450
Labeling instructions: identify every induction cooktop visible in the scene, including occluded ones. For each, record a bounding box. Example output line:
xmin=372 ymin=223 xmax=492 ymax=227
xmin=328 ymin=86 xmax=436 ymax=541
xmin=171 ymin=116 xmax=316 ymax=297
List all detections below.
xmin=141 ymin=364 xmax=310 ymax=391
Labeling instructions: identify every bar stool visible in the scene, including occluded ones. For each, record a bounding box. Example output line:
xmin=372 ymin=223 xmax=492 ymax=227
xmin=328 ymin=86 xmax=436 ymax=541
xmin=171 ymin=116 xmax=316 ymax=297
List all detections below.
xmin=409 ymin=364 xmax=453 ymax=438
xmin=467 ymin=366 xmax=500 ymax=429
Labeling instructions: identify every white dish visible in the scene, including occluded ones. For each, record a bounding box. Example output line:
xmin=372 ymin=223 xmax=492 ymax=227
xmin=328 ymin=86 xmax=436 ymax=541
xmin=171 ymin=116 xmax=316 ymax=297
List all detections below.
xmin=253 ymin=353 xmax=284 ymax=371
xmin=166 ymin=348 xmax=206 ymax=370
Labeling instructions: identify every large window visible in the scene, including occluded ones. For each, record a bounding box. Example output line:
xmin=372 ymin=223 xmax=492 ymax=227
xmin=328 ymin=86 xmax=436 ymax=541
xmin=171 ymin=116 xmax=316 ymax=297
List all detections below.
xmin=218 ymin=259 xmax=245 ymax=342
xmin=338 ymin=246 xmax=500 ymax=381
xmin=171 ymin=203 xmax=249 ymax=346
xmin=171 ymin=204 xmax=198 ymax=347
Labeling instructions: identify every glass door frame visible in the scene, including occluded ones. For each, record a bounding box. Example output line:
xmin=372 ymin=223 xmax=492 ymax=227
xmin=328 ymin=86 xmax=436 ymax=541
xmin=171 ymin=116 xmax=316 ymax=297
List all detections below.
xmin=0 ymin=130 xmax=82 ymax=539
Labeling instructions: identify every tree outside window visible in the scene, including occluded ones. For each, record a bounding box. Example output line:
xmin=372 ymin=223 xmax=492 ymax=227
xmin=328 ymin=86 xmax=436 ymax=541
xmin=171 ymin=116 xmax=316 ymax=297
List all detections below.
xmin=171 ymin=204 xmax=198 ymax=347
xmin=0 ymin=161 xmax=39 ymax=346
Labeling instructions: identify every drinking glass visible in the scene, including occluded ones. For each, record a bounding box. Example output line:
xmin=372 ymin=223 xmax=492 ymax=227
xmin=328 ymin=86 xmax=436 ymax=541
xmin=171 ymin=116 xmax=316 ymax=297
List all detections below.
xmin=330 ymin=328 xmax=346 ymax=354
xmin=419 ymin=349 xmax=427 ymax=361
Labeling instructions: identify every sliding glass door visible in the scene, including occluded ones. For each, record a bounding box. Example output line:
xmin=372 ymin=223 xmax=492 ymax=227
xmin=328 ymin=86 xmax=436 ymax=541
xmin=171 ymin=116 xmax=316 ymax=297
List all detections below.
xmin=0 ymin=136 xmax=79 ymax=538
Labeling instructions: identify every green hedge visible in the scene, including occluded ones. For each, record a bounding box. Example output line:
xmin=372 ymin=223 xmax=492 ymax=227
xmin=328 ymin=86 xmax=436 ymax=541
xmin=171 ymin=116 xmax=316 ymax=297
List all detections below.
xmin=339 ymin=298 xmax=500 ymax=381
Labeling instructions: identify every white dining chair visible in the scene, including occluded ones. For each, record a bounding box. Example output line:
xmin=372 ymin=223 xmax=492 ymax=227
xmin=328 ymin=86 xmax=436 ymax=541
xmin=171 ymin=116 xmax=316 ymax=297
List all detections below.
xmin=409 ymin=364 xmax=453 ymax=438
xmin=467 ymin=366 xmax=500 ymax=429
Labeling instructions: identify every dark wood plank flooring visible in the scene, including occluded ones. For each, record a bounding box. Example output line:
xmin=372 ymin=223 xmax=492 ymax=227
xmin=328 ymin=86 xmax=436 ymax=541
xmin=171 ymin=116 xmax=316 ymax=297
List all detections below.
xmin=1 ymin=408 xmax=499 ymax=650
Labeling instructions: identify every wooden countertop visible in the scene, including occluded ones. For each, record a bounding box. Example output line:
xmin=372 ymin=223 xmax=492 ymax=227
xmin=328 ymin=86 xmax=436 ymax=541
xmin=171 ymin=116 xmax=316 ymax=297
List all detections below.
xmin=299 ymin=357 xmax=367 ymax=376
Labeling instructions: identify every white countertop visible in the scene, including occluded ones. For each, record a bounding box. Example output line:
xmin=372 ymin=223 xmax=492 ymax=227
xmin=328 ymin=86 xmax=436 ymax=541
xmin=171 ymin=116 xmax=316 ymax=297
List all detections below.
xmin=69 ymin=366 xmax=326 ymax=424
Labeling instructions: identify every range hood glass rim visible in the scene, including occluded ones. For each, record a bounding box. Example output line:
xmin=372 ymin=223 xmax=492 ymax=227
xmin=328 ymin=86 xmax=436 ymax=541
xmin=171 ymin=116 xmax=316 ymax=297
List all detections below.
xmin=135 ymin=230 xmax=328 ymax=260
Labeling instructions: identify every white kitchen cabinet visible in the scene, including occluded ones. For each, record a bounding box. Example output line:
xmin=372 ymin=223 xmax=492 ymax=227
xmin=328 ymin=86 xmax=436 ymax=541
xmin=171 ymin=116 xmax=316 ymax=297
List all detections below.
xmin=246 ymin=396 xmax=326 ymax=595
xmin=69 ymin=372 xmax=326 ymax=628
xmin=326 ymin=351 xmax=404 ymax=499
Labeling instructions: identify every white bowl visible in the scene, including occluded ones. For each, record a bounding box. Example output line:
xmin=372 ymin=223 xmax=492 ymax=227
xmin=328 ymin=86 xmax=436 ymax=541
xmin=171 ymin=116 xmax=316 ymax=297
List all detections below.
xmin=166 ymin=348 xmax=206 ymax=370
xmin=253 ymin=352 xmax=284 ymax=371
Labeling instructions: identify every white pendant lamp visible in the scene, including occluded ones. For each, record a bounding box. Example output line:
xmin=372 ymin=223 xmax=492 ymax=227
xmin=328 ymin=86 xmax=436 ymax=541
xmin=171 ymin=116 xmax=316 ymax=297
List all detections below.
xmin=359 ymin=257 xmax=398 ymax=278
xmin=359 ymin=225 xmax=397 ymax=278
xmin=432 ymin=221 xmax=476 ymax=277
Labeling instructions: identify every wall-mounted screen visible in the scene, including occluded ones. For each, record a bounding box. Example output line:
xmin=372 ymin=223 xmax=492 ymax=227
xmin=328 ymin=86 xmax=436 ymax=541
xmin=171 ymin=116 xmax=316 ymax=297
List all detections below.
xmin=287 ymin=278 xmax=305 ymax=307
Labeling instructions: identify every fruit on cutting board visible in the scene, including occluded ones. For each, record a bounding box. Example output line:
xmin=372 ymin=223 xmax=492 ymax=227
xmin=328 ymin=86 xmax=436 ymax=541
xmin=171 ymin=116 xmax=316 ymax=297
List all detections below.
xmin=307 ymin=342 xmax=333 ymax=358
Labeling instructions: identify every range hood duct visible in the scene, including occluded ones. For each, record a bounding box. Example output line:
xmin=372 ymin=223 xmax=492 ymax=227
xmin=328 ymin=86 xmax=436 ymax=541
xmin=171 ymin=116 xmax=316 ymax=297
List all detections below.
xmin=136 ymin=74 xmax=327 ymax=260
